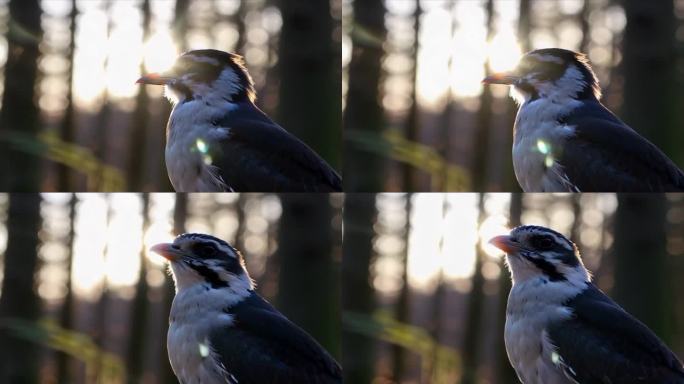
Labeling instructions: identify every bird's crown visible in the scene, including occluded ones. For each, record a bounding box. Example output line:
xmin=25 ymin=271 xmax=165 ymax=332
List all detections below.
xmin=174 ymin=232 xmax=240 ymax=258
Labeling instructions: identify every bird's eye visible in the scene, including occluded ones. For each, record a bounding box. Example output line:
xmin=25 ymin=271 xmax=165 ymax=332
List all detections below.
xmin=194 ymin=243 xmax=217 ymax=258
xmin=532 ymin=235 xmax=554 ymax=250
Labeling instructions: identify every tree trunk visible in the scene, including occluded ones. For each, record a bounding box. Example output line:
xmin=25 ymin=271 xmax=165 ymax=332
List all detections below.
xmin=403 ymin=2 xmax=422 ymax=191
xmin=277 ymin=0 xmax=340 ymax=168
xmin=0 ymin=0 xmax=43 ymax=191
xmin=622 ymin=0 xmax=678 ymax=162
xmin=0 ymin=194 xmax=43 ymax=383
xmin=126 ymin=194 xmax=151 ymax=384
xmin=343 ymin=0 xmax=386 ymax=191
xmin=502 ymin=0 xmax=532 ymax=191
xmin=460 ymin=194 xmax=486 ymax=384
xmin=469 ymin=0 xmax=494 ymax=191
xmin=495 ymin=193 xmax=522 ymax=383
xmin=56 ymin=194 xmax=77 ymax=384
xmin=57 ymin=0 xmax=78 ymax=190
xmin=277 ymin=194 xmax=340 ymax=357
xmin=158 ymin=193 xmax=188 ymax=384
xmin=612 ymin=194 xmax=672 ymax=341
xmin=127 ymin=0 xmax=152 ymax=190
xmin=92 ymin=195 xmax=113 ymax=382
xmin=94 ymin=0 xmax=113 ymax=191
xmin=391 ymin=194 xmax=412 ymax=381
xmin=342 ymin=194 xmax=377 ymax=382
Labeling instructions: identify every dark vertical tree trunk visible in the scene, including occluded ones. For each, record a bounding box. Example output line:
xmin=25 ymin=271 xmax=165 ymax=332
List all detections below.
xmin=0 ymin=0 xmax=43 ymax=191
xmin=126 ymin=194 xmax=151 ymax=384
xmin=57 ymin=0 xmax=78 ymax=190
xmin=391 ymin=194 xmax=412 ymax=381
xmin=56 ymin=194 xmax=77 ymax=384
xmin=94 ymin=0 xmax=113 ymax=191
xmin=612 ymin=194 xmax=672 ymax=341
xmin=403 ymin=1 xmax=422 ymax=191
xmin=277 ymin=194 xmax=340 ymax=356
xmin=502 ymin=0 xmax=532 ymax=191
xmin=92 ymin=196 xmax=113 ymax=383
xmin=277 ymin=0 xmax=340 ymax=168
xmin=427 ymin=197 xmax=448 ymax=381
xmin=495 ymin=193 xmax=522 ymax=383
xmin=158 ymin=193 xmax=188 ymax=384
xmin=578 ymin=0 xmax=591 ymax=53
xmin=0 ymin=194 xmax=43 ymax=384
xmin=232 ymin=0 xmax=247 ymax=53
xmin=470 ymin=0 xmax=495 ymax=191
xmin=343 ymin=0 xmax=386 ymax=191
xmin=622 ymin=0 xmax=678 ymax=161
xmin=461 ymin=194 xmax=486 ymax=384
xmin=437 ymin=1 xmax=457 ymax=192
xmin=127 ymin=0 xmax=152 ymax=190
xmin=153 ymin=0 xmax=189 ymax=192
xmin=342 ymin=194 xmax=377 ymax=382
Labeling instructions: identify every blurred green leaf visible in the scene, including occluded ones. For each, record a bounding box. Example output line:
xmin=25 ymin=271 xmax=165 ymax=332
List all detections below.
xmin=344 ymin=310 xmax=460 ymax=384
xmin=0 ymin=317 xmax=125 ymax=384
xmin=0 ymin=130 xmax=126 ymax=191
xmin=346 ymin=129 xmax=470 ymax=190
xmin=349 ymin=22 xmax=385 ymax=48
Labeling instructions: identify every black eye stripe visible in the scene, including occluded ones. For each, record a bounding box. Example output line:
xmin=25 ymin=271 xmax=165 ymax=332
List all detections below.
xmin=187 ymin=262 xmax=229 ymax=289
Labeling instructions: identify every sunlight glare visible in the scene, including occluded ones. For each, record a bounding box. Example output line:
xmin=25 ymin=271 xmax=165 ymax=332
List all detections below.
xmin=487 ymin=32 xmax=522 ymax=73
xmin=407 ymin=194 xmax=479 ymax=291
xmin=143 ymin=30 xmax=178 ymax=74
xmin=478 ymin=214 xmax=510 ymax=258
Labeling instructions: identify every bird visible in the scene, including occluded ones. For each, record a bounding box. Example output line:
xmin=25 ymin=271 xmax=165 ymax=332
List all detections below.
xmin=137 ymin=49 xmax=342 ymax=192
xmin=150 ymin=233 xmax=343 ymax=384
xmin=482 ymin=48 xmax=684 ymax=192
xmin=490 ymin=225 xmax=684 ymax=384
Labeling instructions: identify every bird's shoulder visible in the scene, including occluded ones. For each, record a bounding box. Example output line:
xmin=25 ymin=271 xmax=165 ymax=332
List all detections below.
xmin=209 ymin=292 xmax=342 ymax=383
xmin=547 ymin=284 xmax=684 ymax=383
xmin=211 ymin=103 xmax=342 ymax=192
xmin=557 ymin=101 xmax=684 ymax=191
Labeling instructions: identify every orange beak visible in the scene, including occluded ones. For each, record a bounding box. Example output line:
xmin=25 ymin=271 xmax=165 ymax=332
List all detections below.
xmin=150 ymin=243 xmax=182 ymax=261
xmin=136 ymin=73 xmax=174 ymax=85
xmin=482 ymin=72 xmax=519 ymax=85
xmin=489 ymin=235 xmax=520 ymax=254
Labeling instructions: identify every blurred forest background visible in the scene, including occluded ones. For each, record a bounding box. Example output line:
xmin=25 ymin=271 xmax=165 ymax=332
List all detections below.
xmin=0 ymin=0 xmax=341 ymax=191
xmin=343 ymin=0 xmax=684 ymax=191
xmin=0 ymin=193 xmax=342 ymax=383
xmin=343 ymin=193 xmax=684 ymax=383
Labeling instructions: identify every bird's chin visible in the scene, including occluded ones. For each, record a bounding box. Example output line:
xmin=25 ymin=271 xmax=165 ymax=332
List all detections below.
xmin=509 ymin=86 xmax=530 ymax=105
xmin=164 ymin=86 xmax=183 ymax=105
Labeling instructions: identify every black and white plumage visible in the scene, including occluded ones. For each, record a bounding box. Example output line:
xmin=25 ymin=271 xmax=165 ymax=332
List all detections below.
xmin=137 ymin=49 xmax=342 ymax=192
xmin=150 ymin=233 xmax=342 ymax=384
xmin=490 ymin=226 xmax=684 ymax=384
xmin=483 ymin=48 xmax=684 ymax=192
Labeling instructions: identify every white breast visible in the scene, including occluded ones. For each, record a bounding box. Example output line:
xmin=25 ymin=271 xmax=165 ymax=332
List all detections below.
xmin=505 ymin=278 xmax=580 ymax=384
xmin=165 ymin=100 xmax=234 ymax=192
xmin=512 ymin=98 xmax=580 ymax=192
xmin=167 ymin=285 xmax=237 ymax=384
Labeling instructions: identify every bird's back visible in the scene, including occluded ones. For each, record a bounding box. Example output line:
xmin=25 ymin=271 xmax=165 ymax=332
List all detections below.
xmin=209 ymin=293 xmax=342 ymax=384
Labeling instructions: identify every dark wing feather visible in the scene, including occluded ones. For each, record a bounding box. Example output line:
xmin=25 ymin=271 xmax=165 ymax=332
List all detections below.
xmin=548 ymin=284 xmax=684 ymax=383
xmin=209 ymin=293 xmax=342 ymax=384
xmin=558 ymin=102 xmax=684 ymax=191
xmin=210 ymin=103 xmax=342 ymax=192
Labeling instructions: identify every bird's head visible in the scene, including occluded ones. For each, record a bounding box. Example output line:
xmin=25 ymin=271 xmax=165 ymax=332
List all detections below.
xmin=151 ymin=233 xmax=254 ymax=294
xmin=490 ymin=225 xmax=589 ymax=286
xmin=483 ymin=48 xmax=601 ymax=104
xmin=137 ymin=49 xmax=256 ymax=105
